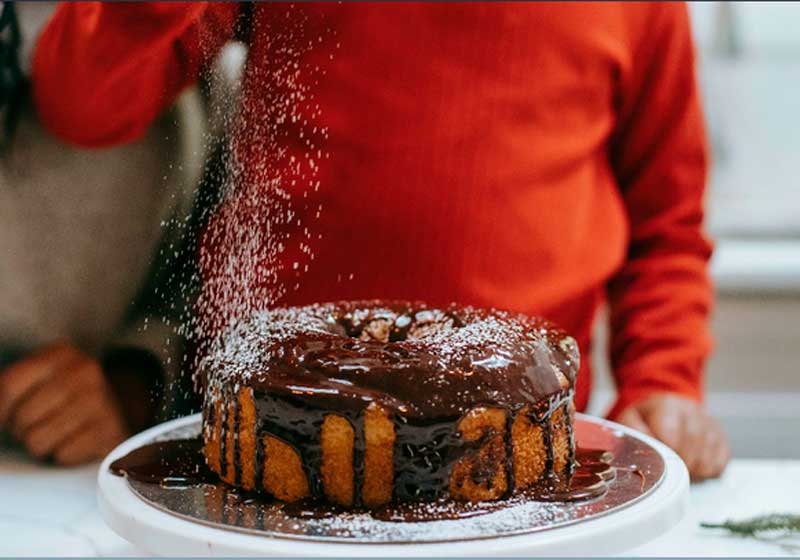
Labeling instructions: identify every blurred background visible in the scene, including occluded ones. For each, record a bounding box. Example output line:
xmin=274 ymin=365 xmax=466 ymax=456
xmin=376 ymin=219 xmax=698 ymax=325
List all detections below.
xmin=589 ymin=2 xmax=800 ymax=459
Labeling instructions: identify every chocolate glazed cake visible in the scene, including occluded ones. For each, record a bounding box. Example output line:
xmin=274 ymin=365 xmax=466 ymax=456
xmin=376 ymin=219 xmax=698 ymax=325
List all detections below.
xmin=199 ymin=301 xmax=580 ymax=508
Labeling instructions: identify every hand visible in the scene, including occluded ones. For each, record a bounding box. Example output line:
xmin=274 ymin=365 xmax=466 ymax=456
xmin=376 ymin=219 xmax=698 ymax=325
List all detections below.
xmin=0 ymin=342 xmax=129 ymax=465
xmin=615 ymin=393 xmax=730 ymax=481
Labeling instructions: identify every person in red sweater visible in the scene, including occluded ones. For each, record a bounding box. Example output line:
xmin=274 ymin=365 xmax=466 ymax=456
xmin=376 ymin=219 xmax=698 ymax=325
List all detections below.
xmin=29 ymin=2 xmax=728 ymax=479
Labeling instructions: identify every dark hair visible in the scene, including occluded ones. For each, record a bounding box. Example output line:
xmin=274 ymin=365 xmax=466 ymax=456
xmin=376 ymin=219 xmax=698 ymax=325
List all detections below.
xmin=0 ymin=2 xmax=24 ymax=151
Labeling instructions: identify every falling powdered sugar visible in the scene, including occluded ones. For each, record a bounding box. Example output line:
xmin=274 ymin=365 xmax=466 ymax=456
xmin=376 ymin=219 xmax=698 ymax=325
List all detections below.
xmin=139 ymin=5 xmax=341 ymax=413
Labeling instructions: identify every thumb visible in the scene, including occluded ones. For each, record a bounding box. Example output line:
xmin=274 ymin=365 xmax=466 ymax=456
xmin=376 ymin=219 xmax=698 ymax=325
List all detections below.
xmin=614 ymin=407 xmax=654 ymax=437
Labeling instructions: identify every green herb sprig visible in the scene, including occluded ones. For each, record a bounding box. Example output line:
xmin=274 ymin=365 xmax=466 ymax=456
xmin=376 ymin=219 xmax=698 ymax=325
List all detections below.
xmin=701 ymin=514 xmax=800 ymax=553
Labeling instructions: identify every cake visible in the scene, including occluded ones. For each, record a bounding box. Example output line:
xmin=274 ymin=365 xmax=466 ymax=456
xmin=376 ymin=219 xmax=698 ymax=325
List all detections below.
xmin=199 ymin=300 xmax=579 ymax=507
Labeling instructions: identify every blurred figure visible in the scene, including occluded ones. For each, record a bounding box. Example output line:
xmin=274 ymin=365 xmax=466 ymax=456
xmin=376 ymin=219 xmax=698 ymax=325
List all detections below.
xmin=0 ymin=2 xmax=206 ymax=464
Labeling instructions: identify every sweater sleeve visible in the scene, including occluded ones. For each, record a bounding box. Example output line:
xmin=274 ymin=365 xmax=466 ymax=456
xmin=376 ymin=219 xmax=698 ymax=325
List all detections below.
xmin=606 ymin=3 xmax=713 ymax=419
xmin=32 ymin=2 xmax=239 ymax=148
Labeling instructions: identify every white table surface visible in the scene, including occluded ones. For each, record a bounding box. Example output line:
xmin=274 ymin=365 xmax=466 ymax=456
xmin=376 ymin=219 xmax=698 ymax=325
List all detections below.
xmin=0 ymin=446 xmax=798 ymax=557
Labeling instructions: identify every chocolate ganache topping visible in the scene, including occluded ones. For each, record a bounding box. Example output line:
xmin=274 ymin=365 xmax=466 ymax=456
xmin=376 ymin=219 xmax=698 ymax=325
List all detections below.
xmin=201 ymin=301 xmax=580 ymax=420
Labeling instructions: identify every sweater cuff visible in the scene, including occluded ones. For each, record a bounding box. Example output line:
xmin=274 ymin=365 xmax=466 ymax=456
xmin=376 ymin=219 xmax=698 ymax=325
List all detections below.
xmin=108 ymin=318 xmax=184 ymax=422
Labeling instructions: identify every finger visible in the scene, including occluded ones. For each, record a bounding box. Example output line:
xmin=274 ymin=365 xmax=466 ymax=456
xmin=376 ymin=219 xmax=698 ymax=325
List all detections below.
xmin=0 ymin=344 xmax=80 ymax=427
xmin=54 ymin=425 xmax=117 ymax=466
xmin=680 ymin=409 xmax=706 ymax=477
xmin=9 ymin=356 xmax=104 ymax=438
xmin=9 ymin=357 xmax=102 ymax=437
xmin=54 ymin=411 xmax=128 ymax=466
xmin=698 ymin=422 xmax=730 ymax=480
xmin=694 ymin=430 xmax=724 ymax=481
xmin=23 ymin=387 xmax=106 ymax=458
xmin=711 ymin=433 xmax=731 ymax=478
xmin=10 ymin=381 xmax=74 ymax=439
xmin=52 ymin=428 xmax=98 ymax=465
xmin=645 ymin=403 xmax=683 ymax=452
xmin=614 ymin=408 xmax=653 ymax=436
xmin=689 ymin=427 xmax=718 ymax=481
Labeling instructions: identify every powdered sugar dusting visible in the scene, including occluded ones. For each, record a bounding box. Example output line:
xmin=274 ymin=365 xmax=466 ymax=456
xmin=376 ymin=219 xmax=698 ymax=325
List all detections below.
xmin=205 ymin=303 xmax=336 ymax=378
xmin=200 ymin=301 xmax=579 ymax=417
xmin=277 ymin=496 xmax=577 ymax=542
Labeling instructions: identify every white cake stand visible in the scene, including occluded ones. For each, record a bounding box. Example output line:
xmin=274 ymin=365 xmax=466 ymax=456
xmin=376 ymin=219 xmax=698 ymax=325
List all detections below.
xmin=98 ymin=413 xmax=688 ymax=556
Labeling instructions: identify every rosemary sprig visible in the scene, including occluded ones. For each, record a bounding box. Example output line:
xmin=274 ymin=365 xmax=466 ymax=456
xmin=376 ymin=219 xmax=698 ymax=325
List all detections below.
xmin=701 ymin=514 xmax=800 ymax=537
xmin=701 ymin=514 xmax=800 ymax=554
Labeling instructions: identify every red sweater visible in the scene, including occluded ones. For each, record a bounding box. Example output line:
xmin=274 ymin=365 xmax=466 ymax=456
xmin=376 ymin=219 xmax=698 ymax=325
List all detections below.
xmin=32 ymin=2 xmax=713 ymax=418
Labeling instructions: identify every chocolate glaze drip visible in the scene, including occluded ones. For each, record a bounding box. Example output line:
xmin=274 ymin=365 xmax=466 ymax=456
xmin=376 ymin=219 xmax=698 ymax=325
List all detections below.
xmin=504 ymin=410 xmax=516 ymax=492
xmin=219 ymin=398 xmax=229 ymax=479
xmin=564 ymin=401 xmax=576 ymax=475
xmin=392 ymin=415 xmax=463 ymax=501
xmin=543 ymin=419 xmax=554 ymax=473
xmin=232 ymin=392 xmax=241 ymax=486
xmin=254 ymin=419 xmax=265 ymax=492
xmin=201 ymin=301 xmax=581 ymax=503
xmin=253 ymin=392 xmax=327 ymax=496
xmin=351 ymin=411 xmax=366 ymax=505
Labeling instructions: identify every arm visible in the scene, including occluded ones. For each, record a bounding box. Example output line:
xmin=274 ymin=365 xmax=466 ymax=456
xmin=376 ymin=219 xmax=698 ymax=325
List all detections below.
xmin=608 ymin=3 xmax=712 ymax=414
xmin=606 ymin=4 xmax=727 ymax=478
xmin=32 ymin=2 xmax=239 ymax=148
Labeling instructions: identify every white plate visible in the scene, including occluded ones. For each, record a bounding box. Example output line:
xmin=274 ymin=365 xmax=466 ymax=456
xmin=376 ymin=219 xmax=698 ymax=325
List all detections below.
xmin=98 ymin=414 xmax=688 ymax=556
